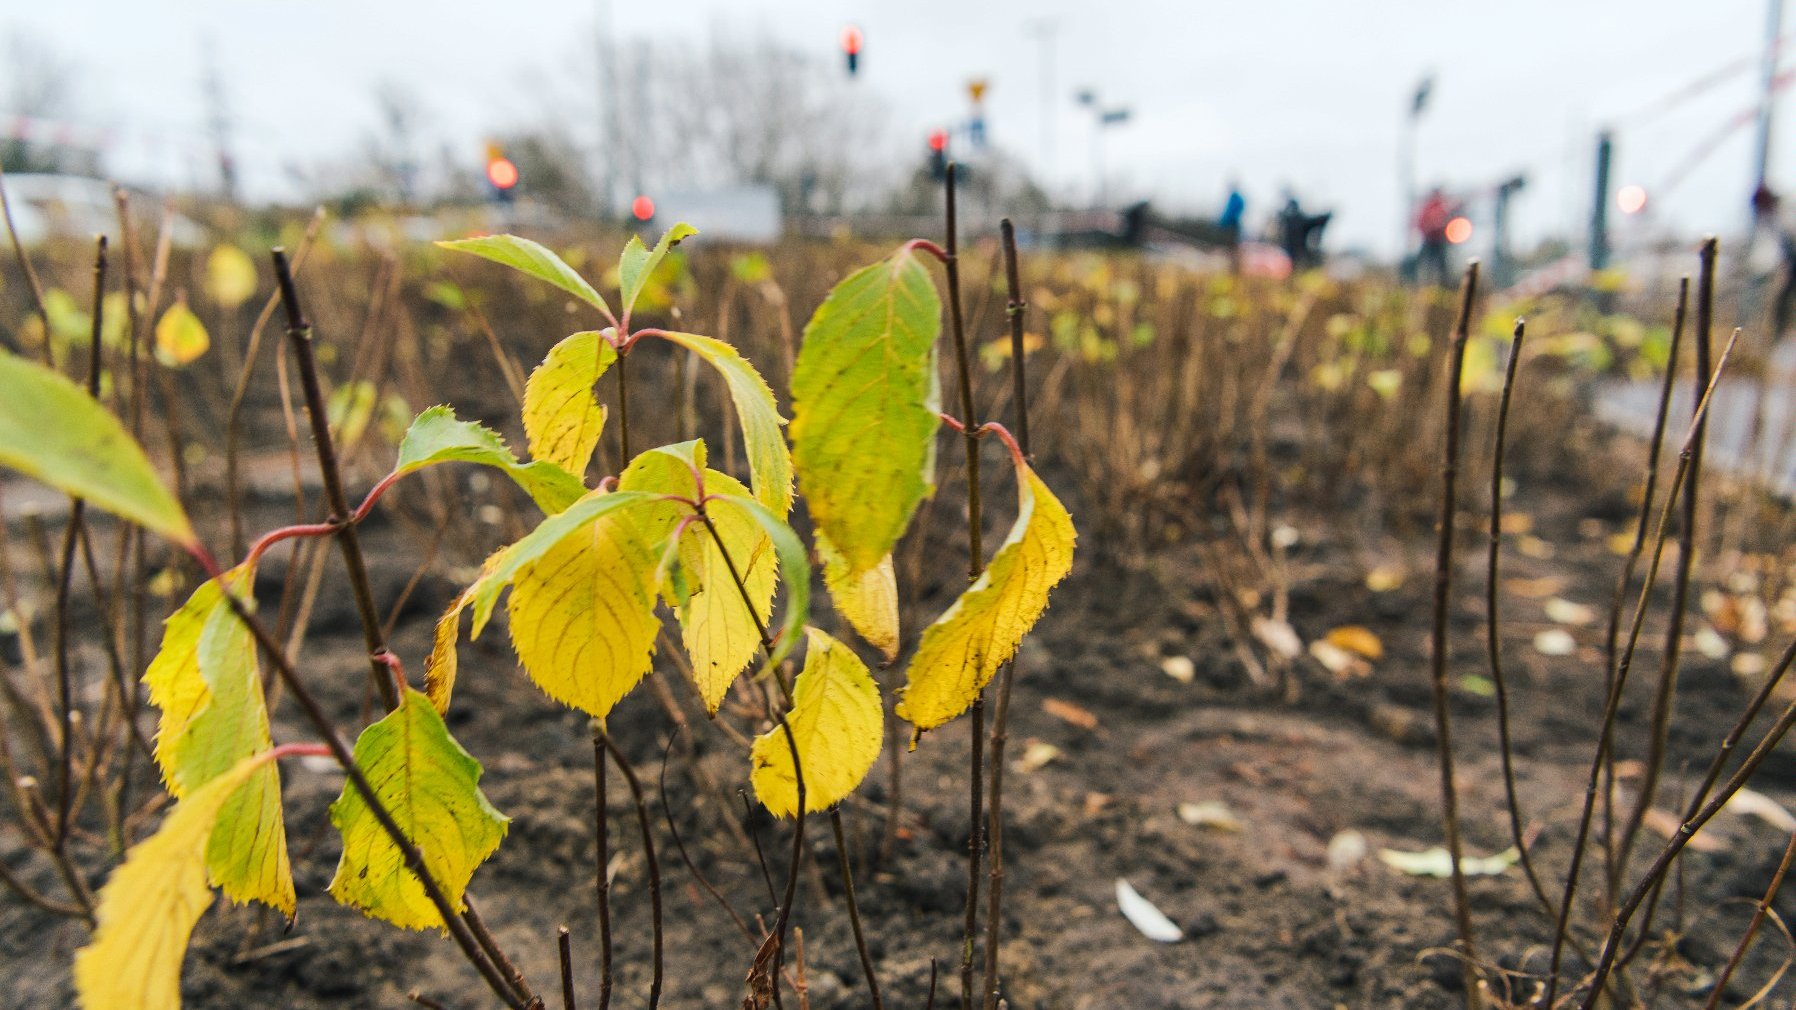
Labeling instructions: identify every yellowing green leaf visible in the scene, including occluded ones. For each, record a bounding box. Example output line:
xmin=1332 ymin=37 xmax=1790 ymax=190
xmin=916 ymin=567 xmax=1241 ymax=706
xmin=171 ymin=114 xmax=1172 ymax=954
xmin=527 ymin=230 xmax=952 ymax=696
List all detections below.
xmin=0 ymin=351 xmax=195 ymax=548
xmin=708 ymin=492 xmax=811 ymax=676
xmin=819 ymin=533 xmax=899 ymax=662
xmin=142 ymin=565 xmax=294 ymax=914
xmin=616 ymin=441 xmax=774 ymax=712
xmin=203 ymin=245 xmax=259 ymax=310
xmin=75 ymin=751 xmax=272 ymax=1010
xmin=523 ymin=330 xmax=615 ymax=475
xmin=751 ymin=628 xmax=883 ymax=817
xmin=395 ymin=405 xmax=586 ymax=515
xmin=619 ymin=222 xmax=697 ymax=321
xmin=437 ymin=234 xmax=614 ymax=319
xmin=790 ymin=248 xmax=942 ymax=572
xmin=328 ymin=689 xmax=508 ymax=930
xmin=651 ymin=331 xmax=792 ymax=516
xmin=154 ymin=302 xmax=210 ymax=367
xmin=897 ymin=465 xmax=1076 ymax=734
xmin=326 ymin=379 xmax=378 ymax=447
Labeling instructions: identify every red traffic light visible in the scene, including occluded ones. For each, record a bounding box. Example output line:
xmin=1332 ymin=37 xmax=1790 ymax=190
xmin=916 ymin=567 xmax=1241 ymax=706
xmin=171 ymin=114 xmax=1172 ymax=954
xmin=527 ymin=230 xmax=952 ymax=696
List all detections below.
xmin=485 ymin=157 xmax=519 ymax=190
xmin=631 ymin=195 xmax=656 ymax=221
xmin=927 ymin=129 xmax=948 ymax=153
xmin=841 ymin=25 xmax=863 ymax=55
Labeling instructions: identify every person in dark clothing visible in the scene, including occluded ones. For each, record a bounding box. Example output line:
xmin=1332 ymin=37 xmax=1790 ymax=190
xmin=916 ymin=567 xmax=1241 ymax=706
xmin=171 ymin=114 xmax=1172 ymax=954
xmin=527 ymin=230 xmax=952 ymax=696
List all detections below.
xmin=1219 ymin=180 xmax=1246 ymax=272
xmin=1277 ymin=191 xmax=1330 ymax=271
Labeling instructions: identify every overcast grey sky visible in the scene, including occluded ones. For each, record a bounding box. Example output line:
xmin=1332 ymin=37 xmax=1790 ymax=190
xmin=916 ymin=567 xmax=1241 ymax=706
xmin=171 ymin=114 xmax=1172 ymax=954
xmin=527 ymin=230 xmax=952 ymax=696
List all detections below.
xmin=4 ymin=1 xmax=1778 ymax=254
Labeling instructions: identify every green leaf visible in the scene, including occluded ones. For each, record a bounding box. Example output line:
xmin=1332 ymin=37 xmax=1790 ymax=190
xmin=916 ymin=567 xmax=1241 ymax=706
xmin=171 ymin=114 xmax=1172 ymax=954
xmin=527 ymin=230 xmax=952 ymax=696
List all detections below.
xmin=751 ymin=628 xmax=883 ymax=817
xmin=327 ymin=688 xmax=509 ymax=930
xmin=522 ymin=330 xmax=616 ymax=475
xmin=394 ymin=405 xmax=586 ymax=514
xmin=0 ymin=351 xmax=195 ymax=548
xmin=790 ymin=247 xmax=943 ymax=572
xmin=327 ymin=379 xmax=378 ymax=446
xmin=437 ymin=234 xmax=614 ymax=320
xmin=619 ymin=223 xmax=697 ymax=321
xmin=651 ymin=331 xmax=793 ymax=517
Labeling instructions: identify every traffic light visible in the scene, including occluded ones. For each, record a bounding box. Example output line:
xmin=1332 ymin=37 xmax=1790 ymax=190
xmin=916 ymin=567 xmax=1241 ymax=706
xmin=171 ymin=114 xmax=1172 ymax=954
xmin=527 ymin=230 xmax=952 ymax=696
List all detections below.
xmin=484 ymin=142 xmax=518 ymax=203
xmin=631 ymin=194 xmax=656 ymax=221
xmin=927 ymin=129 xmax=948 ymax=181
xmin=841 ymin=25 xmax=863 ymax=76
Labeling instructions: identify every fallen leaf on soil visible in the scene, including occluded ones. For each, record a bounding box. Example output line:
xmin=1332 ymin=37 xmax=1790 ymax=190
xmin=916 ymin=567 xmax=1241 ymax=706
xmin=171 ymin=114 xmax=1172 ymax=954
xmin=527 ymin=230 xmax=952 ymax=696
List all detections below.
xmin=1160 ymin=656 xmax=1196 ymax=683
xmin=1458 ymin=674 xmax=1496 ymax=697
xmin=1083 ymin=792 xmax=1111 ymax=816
xmin=1042 ymin=697 xmax=1099 ymax=731
xmin=1324 ymin=625 xmax=1384 ymax=660
xmin=1692 ymin=628 xmax=1730 ymax=660
xmin=1733 ymin=652 xmax=1768 ymax=677
xmin=1606 ymin=531 xmax=1636 ymax=555
xmin=1543 ymin=598 xmax=1597 ymax=626
xmin=1115 ymin=879 xmax=1183 ymax=943
xmin=1017 ymin=739 xmax=1062 ymax=772
xmin=1498 ymin=512 xmax=1533 ymax=535
xmin=1727 ymin=788 xmax=1796 ymax=833
xmin=1365 ymin=565 xmax=1406 ymax=592
xmin=1517 ymin=536 xmax=1554 ymax=559
xmin=1327 ymin=830 xmax=1369 ymax=873
xmin=1504 ymin=575 xmax=1569 ymax=599
xmin=1271 ymin=524 xmax=1300 ymax=549
xmin=1642 ymin=808 xmax=1724 ymax=853
xmin=1533 ymin=629 xmax=1577 ymax=657
xmin=1309 ymin=640 xmax=1369 ymax=680
xmin=1377 ymin=845 xmax=1519 ymax=878
xmin=1177 ymin=801 xmax=1241 ymax=831
xmin=1252 ymin=616 xmax=1303 ymax=660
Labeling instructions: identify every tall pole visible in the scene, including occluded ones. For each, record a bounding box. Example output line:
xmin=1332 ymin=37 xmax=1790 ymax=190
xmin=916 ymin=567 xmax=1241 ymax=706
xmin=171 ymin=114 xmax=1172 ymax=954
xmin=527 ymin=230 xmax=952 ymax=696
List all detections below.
xmin=1590 ymin=130 xmax=1614 ymax=271
xmin=1753 ymin=0 xmax=1786 ymax=230
xmin=595 ymin=0 xmax=619 ymax=216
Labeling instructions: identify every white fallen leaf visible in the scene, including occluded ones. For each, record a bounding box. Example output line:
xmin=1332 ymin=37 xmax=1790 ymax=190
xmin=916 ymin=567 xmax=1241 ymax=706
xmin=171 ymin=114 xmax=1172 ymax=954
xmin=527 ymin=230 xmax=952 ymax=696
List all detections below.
xmin=1271 ymin=525 xmax=1300 ymax=549
xmin=1533 ymin=629 xmax=1576 ymax=657
xmin=1251 ymin=616 xmax=1303 ymax=660
xmin=1728 ymin=788 xmax=1796 ymax=833
xmin=1160 ymin=656 xmax=1196 ymax=683
xmin=1326 ymin=830 xmax=1369 ymax=873
xmin=1377 ymin=845 xmax=1519 ymax=878
xmin=1115 ymin=878 xmax=1183 ymax=943
xmin=1177 ymin=801 xmax=1241 ymax=832
xmin=1309 ymin=639 xmax=1366 ymax=678
xmin=1733 ymin=652 xmax=1768 ymax=677
xmin=1543 ymin=597 xmax=1597 ymax=626
xmin=1693 ymin=627 xmax=1730 ymax=660
xmin=1016 ymin=740 xmax=1062 ymax=772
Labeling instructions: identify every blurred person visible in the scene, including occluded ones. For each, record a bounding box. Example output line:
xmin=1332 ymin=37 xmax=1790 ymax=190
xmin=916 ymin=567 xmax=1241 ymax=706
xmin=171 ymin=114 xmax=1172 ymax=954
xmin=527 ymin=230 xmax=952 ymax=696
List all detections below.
xmin=1277 ymin=190 xmax=1330 ymax=271
xmin=1414 ymin=186 xmax=1454 ymax=287
xmin=1219 ymin=179 xmax=1246 ymax=270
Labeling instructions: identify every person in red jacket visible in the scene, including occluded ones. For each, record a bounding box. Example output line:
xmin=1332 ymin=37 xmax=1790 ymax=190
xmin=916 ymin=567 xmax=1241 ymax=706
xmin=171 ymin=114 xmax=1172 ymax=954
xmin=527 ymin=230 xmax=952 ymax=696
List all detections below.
xmin=1415 ymin=187 xmax=1454 ymax=287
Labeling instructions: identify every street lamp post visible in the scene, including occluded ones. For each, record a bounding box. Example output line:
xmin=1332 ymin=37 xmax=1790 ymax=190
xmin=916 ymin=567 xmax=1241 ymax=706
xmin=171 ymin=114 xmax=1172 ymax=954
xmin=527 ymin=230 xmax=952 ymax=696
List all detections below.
xmin=1077 ymin=89 xmax=1132 ymax=208
xmin=1400 ymin=75 xmax=1433 ymax=268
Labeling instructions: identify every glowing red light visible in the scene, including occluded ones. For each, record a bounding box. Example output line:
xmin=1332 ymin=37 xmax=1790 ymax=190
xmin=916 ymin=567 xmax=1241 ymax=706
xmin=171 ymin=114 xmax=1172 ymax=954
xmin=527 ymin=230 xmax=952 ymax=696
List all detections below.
xmin=1617 ymin=184 xmax=1648 ymax=215
xmin=841 ymin=26 xmax=863 ymax=55
xmin=927 ymin=129 xmax=949 ymax=153
xmin=631 ymin=195 xmax=655 ymax=221
xmin=485 ymin=157 xmax=519 ymax=190
xmin=1445 ymin=216 xmax=1473 ymax=245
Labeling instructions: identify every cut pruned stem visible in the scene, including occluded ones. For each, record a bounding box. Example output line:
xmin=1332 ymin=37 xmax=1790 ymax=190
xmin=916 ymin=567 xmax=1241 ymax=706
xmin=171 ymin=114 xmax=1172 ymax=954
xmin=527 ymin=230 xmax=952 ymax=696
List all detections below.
xmin=982 ymin=218 xmax=1032 ymax=1010
xmin=270 ymin=249 xmax=400 ymax=713
xmin=592 ymin=730 xmax=613 ymax=1010
xmin=558 ymin=926 xmax=576 ymax=1010
xmin=1550 ymin=315 xmax=1741 ymax=1008
xmin=1429 ymin=261 xmax=1482 ymax=1007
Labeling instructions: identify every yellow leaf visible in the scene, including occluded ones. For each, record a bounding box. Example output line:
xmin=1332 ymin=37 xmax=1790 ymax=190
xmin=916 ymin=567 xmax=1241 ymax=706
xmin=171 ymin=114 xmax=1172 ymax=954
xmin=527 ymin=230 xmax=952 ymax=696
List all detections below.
xmin=651 ymin=331 xmax=792 ymax=516
xmin=142 ymin=565 xmax=294 ymax=915
xmin=154 ymin=302 xmax=210 ymax=367
xmin=819 ymin=533 xmax=899 ymax=662
xmin=523 ymin=330 xmax=614 ymax=475
xmin=897 ymin=464 xmax=1076 ymax=734
xmin=203 ymin=245 xmax=259 ymax=310
xmin=423 ymin=547 xmax=507 ymax=715
xmin=1323 ymin=625 xmax=1384 ymax=661
xmin=328 ymin=689 xmax=509 ymax=930
xmin=505 ymin=506 xmax=663 ymax=717
xmin=751 ymin=628 xmax=883 ymax=817
xmin=75 ymin=752 xmax=272 ymax=1010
